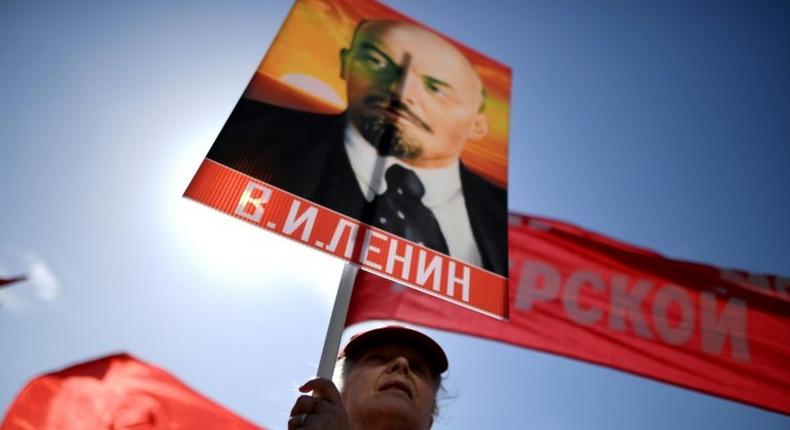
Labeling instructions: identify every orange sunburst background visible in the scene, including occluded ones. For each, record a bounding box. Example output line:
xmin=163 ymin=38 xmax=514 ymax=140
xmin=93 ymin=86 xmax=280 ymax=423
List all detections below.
xmin=243 ymin=0 xmax=512 ymax=187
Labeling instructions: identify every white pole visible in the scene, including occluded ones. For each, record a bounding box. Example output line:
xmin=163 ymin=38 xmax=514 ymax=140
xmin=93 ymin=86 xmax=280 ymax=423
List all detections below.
xmin=316 ymin=262 xmax=360 ymax=379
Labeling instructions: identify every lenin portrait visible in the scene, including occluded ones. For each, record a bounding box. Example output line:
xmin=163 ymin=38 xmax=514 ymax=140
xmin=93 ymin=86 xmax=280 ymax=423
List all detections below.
xmin=206 ymin=1 xmax=510 ymax=277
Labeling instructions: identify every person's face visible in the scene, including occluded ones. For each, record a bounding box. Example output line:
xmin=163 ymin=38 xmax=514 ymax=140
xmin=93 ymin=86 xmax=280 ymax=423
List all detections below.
xmin=342 ymin=343 xmax=437 ymax=430
xmin=341 ymin=21 xmax=488 ymax=169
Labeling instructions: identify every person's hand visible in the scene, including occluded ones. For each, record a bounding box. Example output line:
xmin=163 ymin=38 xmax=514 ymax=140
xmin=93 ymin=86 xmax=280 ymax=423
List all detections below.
xmin=288 ymin=378 xmax=351 ymax=430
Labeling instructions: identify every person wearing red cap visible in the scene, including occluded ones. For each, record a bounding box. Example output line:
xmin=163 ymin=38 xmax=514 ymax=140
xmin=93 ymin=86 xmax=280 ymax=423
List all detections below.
xmin=288 ymin=326 xmax=448 ymax=430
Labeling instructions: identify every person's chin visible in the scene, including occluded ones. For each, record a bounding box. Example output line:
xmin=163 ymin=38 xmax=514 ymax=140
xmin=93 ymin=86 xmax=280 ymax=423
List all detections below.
xmin=363 ymin=394 xmax=420 ymax=424
xmin=370 ymin=389 xmax=416 ymax=409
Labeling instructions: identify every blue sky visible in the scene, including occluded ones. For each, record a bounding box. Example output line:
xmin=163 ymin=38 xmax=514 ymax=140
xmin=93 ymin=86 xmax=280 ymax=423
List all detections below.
xmin=1 ymin=1 xmax=788 ymax=429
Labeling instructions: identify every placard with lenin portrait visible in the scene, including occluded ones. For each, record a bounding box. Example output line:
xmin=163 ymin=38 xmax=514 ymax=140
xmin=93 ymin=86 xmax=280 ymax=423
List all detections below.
xmin=186 ymin=0 xmax=512 ymax=317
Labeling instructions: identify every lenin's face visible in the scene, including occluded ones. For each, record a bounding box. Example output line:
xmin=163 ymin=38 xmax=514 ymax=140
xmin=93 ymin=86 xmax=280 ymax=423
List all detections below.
xmin=342 ymin=343 xmax=438 ymax=430
xmin=341 ymin=21 xmax=488 ymax=169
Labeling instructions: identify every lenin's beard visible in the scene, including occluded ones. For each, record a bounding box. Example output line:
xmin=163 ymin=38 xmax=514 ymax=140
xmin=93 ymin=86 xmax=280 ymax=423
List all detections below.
xmin=350 ymin=98 xmax=432 ymax=159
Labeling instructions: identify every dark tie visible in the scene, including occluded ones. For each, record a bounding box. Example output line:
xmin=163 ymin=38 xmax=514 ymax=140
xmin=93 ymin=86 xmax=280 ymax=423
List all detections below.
xmin=368 ymin=164 xmax=449 ymax=254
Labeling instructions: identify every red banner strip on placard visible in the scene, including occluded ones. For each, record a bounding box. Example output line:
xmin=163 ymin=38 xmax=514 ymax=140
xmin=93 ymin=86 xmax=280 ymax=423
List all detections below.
xmin=346 ymin=213 xmax=790 ymax=414
xmin=184 ymin=159 xmax=508 ymax=318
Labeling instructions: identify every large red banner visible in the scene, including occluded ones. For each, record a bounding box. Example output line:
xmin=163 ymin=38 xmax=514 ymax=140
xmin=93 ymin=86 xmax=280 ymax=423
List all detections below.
xmin=1 ymin=354 xmax=263 ymax=430
xmin=346 ymin=213 xmax=790 ymax=414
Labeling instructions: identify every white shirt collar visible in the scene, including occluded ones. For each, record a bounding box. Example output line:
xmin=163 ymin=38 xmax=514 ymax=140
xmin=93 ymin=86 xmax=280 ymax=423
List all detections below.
xmin=344 ymin=124 xmax=462 ymax=206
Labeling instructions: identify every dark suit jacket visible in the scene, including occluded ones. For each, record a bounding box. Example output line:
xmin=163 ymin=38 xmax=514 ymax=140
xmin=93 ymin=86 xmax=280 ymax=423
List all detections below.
xmin=207 ymin=98 xmax=508 ymax=276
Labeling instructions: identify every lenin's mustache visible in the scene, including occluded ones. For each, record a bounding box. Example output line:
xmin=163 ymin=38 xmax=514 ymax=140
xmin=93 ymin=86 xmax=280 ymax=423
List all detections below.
xmin=363 ymin=96 xmax=433 ymax=133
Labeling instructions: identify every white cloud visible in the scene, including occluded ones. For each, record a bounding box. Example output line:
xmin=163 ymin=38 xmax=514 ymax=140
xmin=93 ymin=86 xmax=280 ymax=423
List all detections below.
xmin=27 ymin=259 xmax=60 ymax=301
xmin=0 ymin=251 xmax=60 ymax=312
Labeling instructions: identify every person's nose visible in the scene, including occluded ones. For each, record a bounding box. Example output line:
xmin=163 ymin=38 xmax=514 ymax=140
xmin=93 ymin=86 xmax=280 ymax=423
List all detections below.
xmin=386 ymin=355 xmax=412 ymax=375
xmin=388 ymin=53 xmax=418 ymax=105
xmin=397 ymin=67 xmax=421 ymax=106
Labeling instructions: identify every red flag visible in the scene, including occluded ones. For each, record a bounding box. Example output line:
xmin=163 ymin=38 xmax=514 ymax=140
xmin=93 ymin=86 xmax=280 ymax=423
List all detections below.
xmin=347 ymin=214 xmax=790 ymax=414
xmin=1 ymin=353 xmax=264 ymax=430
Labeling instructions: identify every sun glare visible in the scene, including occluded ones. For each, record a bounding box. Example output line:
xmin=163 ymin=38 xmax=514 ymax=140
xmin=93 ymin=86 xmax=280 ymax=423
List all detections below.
xmin=161 ymin=126 xmax=343 ymax=301
xmin=174 ymin=197 xmax=344 ymax=301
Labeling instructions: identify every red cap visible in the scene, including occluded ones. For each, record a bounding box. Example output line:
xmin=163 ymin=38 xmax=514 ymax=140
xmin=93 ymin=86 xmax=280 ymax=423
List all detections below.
xmin=339 ymin=326 xmax=448 ymax=374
